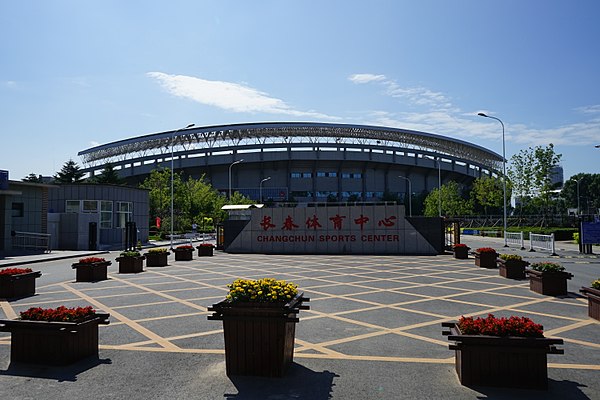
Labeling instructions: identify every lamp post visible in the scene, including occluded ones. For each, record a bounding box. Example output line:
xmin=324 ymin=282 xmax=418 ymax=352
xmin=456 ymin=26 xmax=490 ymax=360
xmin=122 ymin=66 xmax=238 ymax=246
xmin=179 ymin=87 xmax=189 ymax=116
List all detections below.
xmin=398 ymin=176 xmax=412 ymax=216
xmin=478 ymin=112 xmax=507 ymax=247
xmin=170 ymin=123 xmax=195 ymax=250
xmin=259 ymin=176 xmax=271 ymax=203
xmin=228 ymin=159 xmax=244 ymax=199
xmin=574 ymin=178 xmax=581 ymax=215
xmin=437 ymin=157 xmax=442 ymax=217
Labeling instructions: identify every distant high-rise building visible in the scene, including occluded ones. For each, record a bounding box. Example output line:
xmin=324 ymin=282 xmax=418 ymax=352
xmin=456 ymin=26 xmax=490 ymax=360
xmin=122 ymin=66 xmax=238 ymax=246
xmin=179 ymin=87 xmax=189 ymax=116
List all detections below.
xmin=550 ymin=165 xmax=564 ymax=189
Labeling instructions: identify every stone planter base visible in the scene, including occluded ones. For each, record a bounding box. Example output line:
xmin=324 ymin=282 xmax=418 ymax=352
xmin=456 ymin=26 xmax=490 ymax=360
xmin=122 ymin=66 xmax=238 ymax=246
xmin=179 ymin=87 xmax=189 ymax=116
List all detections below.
xmin=0 ymin=313 xmax=110 ymax=365
xmin=0 ymin=271 xmax=42 ymax=299
xmin=442 ymin=322 xmax=563 ymax=389
xmin=174 ymin=249 xmax=193 ymax=261
xmin=145 ymin=252 xmax=170 ymax=267
xmin=453 ymin=247 xmax=469 ymax=259
xmin=526 ymin=269 xmax=573 ymax=296
xmin=117 ymin=256 xmax=145 ymax=273
xmin=475 ymin=252 xmax=498 ymax=268
xmin=580 ymin=287 xmax=600 ymax=321
xmin=71 ymin=262 xmax=111 ymax=282
xmin=498 ymin=259 xmax=529 ymax=280
xmin=197 ymin=246 xmax=214 ymax=257
xmin=208 ymin=294 xmax=310 ymax=377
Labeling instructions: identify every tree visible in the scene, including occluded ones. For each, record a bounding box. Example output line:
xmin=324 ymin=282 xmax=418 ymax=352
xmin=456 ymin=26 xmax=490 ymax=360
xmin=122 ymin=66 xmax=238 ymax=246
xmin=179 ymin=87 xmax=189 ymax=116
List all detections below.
xmin=508 ymin=144 xmax=561 ymax=215
xmin=423 ymin=181 xmax=473 ymax=217
xmin=89 ymin=163 xmax=124 ymax=184
xmin=471 ymin=176 xmax=508 ymax=215
xmin=22 ymin=173 xmax=43 ymax=183
xmin=562 ymin=173 xmax=600 ymax=214
xmin=54 ymin=159 xmax=85 ymax=183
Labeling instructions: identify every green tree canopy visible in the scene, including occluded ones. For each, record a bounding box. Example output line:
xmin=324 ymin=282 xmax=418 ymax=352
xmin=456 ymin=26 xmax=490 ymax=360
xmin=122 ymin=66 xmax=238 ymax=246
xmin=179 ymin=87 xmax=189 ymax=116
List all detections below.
xmin=22 ymin=173 xmax=43 ymax=183
xmin=562 ymin=173 xmax=600 ymax=214
xmin=89 ymin=163 xmax=124 ymax=185
xmin=471 ymin=176 xmax=510 ymax=215
xmin=53 ymin=159 xmax=85 ymax=183
xmin=423 ymin=181 xmax=473 ymax=217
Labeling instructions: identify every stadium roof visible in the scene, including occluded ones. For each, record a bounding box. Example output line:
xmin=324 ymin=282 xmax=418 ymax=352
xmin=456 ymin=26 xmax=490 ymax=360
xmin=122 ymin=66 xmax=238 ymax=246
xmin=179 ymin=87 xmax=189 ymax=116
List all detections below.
xmin=78 ymin=122 xmax=503 ymax=171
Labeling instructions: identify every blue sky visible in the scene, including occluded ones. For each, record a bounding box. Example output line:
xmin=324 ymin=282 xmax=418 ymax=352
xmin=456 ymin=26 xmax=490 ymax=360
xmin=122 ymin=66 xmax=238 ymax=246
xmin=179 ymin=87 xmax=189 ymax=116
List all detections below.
xmin=2 ymin=1 xmax=599 ymax=181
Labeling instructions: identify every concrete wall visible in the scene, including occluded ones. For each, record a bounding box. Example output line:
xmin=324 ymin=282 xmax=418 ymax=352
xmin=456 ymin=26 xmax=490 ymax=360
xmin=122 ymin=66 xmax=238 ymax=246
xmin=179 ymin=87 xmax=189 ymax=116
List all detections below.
xmin=224 ymin=205 xmax=443 ymax=255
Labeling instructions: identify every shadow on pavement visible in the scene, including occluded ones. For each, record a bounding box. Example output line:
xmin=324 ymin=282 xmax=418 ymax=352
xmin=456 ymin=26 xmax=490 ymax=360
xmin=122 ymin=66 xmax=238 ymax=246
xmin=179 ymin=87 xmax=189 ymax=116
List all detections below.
xmin=0 ymin=356 xmax=112 ymax=382
xmin=224 ymin=363 xmax=338 ymax=399
xmin=472 ymin=379 xmax=590 ymax=400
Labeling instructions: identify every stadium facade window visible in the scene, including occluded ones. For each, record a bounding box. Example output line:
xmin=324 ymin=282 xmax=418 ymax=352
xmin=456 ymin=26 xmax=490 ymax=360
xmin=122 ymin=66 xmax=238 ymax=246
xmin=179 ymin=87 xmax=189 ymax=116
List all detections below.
xmin=116 ymin=202 xmax=133 ymax=228
xmin=100 ymin=201 xmax=113 ymax=229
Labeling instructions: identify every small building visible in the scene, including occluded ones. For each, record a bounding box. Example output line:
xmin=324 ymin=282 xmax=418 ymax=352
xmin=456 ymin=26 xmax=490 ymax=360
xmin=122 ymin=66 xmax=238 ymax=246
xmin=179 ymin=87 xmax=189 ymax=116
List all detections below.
xmin=0 ymin=176 xmax=56 ymax=255
xmin=48 ymin=184 xmax=149 ymax=250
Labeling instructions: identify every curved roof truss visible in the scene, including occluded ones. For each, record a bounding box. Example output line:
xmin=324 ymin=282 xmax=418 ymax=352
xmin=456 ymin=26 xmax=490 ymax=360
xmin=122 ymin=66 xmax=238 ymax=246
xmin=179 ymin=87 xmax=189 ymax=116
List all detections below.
xmin=78 ymin=122 xmax=503 ymax=171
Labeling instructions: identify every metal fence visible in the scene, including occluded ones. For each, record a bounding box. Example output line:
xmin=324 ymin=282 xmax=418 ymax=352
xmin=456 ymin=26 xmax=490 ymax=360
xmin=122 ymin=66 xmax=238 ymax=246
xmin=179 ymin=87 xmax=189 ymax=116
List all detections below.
xmin=12 ymin=231 xmax=52 ymax=252
xmin=505 ymin=231 xmax=525 ymax=249
xmin=529 ymin=233 xmax=557 ymax=255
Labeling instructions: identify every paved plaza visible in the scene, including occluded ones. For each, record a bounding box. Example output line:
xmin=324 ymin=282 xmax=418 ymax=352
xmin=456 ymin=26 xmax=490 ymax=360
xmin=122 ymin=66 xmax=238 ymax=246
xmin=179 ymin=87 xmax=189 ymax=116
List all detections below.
xmin=0 ymin=239 xmax=599 ymax=399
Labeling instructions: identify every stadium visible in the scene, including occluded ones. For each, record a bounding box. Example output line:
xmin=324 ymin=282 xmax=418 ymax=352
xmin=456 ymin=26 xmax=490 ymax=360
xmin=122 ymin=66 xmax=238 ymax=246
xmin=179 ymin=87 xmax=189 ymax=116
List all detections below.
xmin=78 ymin=122 xmax=502 ymax=204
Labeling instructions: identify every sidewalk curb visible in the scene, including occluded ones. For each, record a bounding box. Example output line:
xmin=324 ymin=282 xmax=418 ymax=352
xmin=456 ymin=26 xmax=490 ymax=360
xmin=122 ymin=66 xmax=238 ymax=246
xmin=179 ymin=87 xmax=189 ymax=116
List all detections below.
xmin=0 ymin=251 xmax=110 ymax=267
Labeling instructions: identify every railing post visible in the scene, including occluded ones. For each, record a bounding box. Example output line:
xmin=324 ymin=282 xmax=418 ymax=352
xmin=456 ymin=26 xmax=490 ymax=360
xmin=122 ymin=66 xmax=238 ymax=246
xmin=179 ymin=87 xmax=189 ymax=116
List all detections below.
xmin=519 ymin=231 xmax=525 ymax=250
xmin=550 ymin=233 xmax=557 ymax=256
xmin=529 ymin=234 xmax=535 ymax=252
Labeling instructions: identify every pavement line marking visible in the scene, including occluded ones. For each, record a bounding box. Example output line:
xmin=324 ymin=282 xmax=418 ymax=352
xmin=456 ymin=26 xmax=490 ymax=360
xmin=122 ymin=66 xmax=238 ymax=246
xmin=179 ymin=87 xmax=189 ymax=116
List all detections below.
xmin=294 ymin=338 xmax=346 ymax=356
xmin=107 ymin=274 xmax=209 ymax=312
xmin=548 ymin=363 xmax=600 ymax=370
xmin=60 ymin=283 xmax=180 ymax=351
xmin=544 ymin=319 xmax=599 ymax=336
xmin=112 ymin=329 xmax=225 ymax=349
xmin=561 ymin=337 xmax=600 ymax=349
xmin=0 ymin=300 xmax=18 ymax=320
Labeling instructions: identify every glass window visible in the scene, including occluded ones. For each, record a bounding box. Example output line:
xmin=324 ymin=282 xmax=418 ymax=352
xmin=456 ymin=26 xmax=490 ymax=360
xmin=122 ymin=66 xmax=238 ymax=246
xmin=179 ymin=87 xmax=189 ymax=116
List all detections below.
xmin=82 ymin=200 xmax=98 ymax=213
xmin=329 ymin=172 xmax=337 ymax=177
xmin=316 ymin=172 xmax=326 ymax=177
xmin=11 ymin=202 xmax=24 ymax=217
xmin=341 ymin=173 xmax=350 ymax=179
xmin=100 ymin=201 xmax=113 ymax=229
xmin=290 ymin=172 xmax=301 ymax=178
xmin=302 ymin=172 xmax=312 ymax=178
xmin=116 ymin=202 xmax=133 ymax=228
xmin=66 ymin=200 xmax=80 ymax=213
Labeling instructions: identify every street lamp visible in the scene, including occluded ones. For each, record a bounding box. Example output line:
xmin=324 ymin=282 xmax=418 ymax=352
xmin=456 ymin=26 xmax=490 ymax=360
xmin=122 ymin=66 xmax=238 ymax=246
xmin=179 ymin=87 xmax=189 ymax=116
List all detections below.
xmin=437 ymin=157 xmax=442 ymax=217
xmin=478 ymin=112 xmax=508 ymax=247
xmin=228 ymin=159 xmax=244 ymax=199
xmin=170 ymin=123 xmax=195 ymax=250
xmin=574 ymin=178 xmax=581 ymax=215
xmin=259 ymin=176 xmax=271 ymax=203
xmin=398 ymin=176 xmax=412 ymax=216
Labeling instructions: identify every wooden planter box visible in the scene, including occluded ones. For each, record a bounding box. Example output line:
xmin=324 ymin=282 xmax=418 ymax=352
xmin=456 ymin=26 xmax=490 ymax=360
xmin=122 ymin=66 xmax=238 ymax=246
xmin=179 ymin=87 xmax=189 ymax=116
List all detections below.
xmin=71 ymin=261 xmax=111 ymax=282
xmin=116 ymin=256 xmax=145 ymax=273
xmin=0 ymin=313 xmax=110 ymax=365
xmin=580 ymin=286 xmax=600 ymax=321
xmin=442 ymin=322 xmax=563 ymax=389
xmin=453 ymin=247 xmax=469 ymax=259
xmin=526 ymin=269 xmax=573 ymax=296
xmin=0 ymin=271 xmax=42 ymax=299
xmin=174 ymin=248 xmax=193 ymax=261
xmin=498 ymin=259 xmax=529 ymax=280
xmin=197 ymin=246 xmax=214 ymax=257
xmin=145 ymin=252 xmax=170 ymax=267
xmin=208 ymin=293 xmax=310 ymax=377
xmin=475 ymin=252 xmax=498 ymax=268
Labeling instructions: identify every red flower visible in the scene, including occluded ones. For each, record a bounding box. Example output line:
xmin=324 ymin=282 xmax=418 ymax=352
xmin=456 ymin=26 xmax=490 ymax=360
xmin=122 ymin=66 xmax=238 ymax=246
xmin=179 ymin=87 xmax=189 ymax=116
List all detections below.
xmin=198 ymin=243 xmax=215 ymax=248
xmin=20 ymin=306 xmax=96 ymax=322
xmin=0 ymin=267 xmax=33 ymax=276
xmin=176 ymin=245 xmax=193 ymax=250
xmin=475 ymin=247 xmax=497 ymax=254
xmin=457 ymin=314 xmax=543 ymax=338
xmin=453 ymin=244 xmax=469 ymax=249
xmin=78 ymin=257 xmax=106 ymax=264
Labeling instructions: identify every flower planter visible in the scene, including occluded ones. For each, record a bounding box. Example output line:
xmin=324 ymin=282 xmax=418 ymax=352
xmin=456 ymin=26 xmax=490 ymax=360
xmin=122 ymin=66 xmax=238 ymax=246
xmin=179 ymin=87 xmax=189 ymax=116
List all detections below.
xmin=208 ymin=293 xmax=310 ymax=377
xmin=174 ymin=248 xmax=193 ymax=261
xmin=497 ymin=259 xmax=529 ymax=280
xmin=580 ymin=287 xmax=600 ymax=321
xmin=145 ymin=252 xmax=170 ymax=267
xmin=116 ymin=256 xmax=145 ymax=273
xmin=442 ymin=322 xmax=563 ymax=389
xmin=474 ymin=252 xmax=498 ymax=268
xmin=525 ymin=269 xmax=573 ymax=296
xmin=453 ymin=247 xmax=469 ymax=259
xmin=71 ymin=261 xmax=111 ymax=282
xmin=197 ymin=246 xmax=214 ymax=257
xmin=0 ymin=271 xmax=42 ymax=299
xmin=0 ymin=313 xmax=110 ymax=365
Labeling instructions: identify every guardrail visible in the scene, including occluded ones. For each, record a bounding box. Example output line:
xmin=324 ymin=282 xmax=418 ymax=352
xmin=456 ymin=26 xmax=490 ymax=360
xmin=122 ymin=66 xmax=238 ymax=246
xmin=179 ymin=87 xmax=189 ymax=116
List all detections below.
xmin=11 ymin=231 xmax=52 ymax=252
xmin=481 ymin=230 xmax=501 ymax=237
xmin=529 ymin=233 xmax=557 ymax=256
xmin=505 ymin=231 xmax=525 ymax=249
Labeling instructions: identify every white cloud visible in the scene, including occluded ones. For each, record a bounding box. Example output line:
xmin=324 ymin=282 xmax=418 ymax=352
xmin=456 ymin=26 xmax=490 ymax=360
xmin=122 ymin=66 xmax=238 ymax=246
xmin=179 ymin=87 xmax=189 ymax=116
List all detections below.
xmin=575 ymin=104 xmax=600 ymax=115
xmin=3 ymin=80 xmax=17 ymax=88
xmin=348 ymin=74 xmax=386 ymax=84
xmin=147 ymin=72 xmax=337 ymax=120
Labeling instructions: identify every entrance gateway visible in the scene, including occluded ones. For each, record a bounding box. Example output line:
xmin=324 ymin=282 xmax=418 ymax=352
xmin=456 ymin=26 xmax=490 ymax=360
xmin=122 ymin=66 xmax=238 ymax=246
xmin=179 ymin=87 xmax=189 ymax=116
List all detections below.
xmin=223 ymin=205 xmax=444 ymax=255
